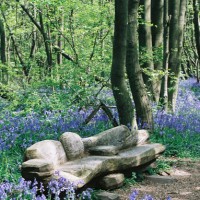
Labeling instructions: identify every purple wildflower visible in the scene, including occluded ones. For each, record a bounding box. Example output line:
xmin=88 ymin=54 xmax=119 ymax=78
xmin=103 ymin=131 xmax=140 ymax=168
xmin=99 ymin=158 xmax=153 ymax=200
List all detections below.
xmin=129 ymin=190 xmax=139 ymax=200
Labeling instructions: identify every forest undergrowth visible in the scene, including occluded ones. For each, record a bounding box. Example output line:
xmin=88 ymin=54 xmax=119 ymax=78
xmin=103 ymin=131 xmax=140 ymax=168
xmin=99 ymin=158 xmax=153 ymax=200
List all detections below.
xmin=0 ymin=78 xmax=199 ymax=199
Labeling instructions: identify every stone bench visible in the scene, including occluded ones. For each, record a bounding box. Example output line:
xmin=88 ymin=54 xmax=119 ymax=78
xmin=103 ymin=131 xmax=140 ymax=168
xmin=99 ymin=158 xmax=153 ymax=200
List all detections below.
xmin=21 ymin=125 xmax=165 ymax=188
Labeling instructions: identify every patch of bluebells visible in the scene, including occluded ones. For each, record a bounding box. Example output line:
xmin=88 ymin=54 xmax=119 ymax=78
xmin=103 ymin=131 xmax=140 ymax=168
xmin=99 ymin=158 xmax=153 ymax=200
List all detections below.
xmin=154 ymin=78 xmax=200 ymax=132
xmin=1 ymin=78 xmax=199 ymax=153
xmin=129 ymin=190 xmax=171 ymax=200
xmin=0 ymin=178 xmax=173 ymax=200
xmin=0 ymin=106 xmax=113 ymax=152
xmin=191 ymin=81 xmax=200 ymax=100
xmin=153 ymin=78 xmax=200 ymax=157
xmin=0 ymin=86 xmax=118 ymax=152
xmin=0 ymin=177 xmax=92 ymax=200
xmin=129 ymin=190 xmax=139 ymax=200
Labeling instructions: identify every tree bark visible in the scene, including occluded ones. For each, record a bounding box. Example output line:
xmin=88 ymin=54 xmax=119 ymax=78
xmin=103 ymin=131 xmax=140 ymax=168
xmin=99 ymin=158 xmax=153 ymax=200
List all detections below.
xmin=139 ymin=0 xmax=154 ymax=95
xmin=126 ymin=0 xmax=153 ymax=129
xmin=193 ymin=0 xmax=200 ymax=83
xmin=29 ymin=5 xmax=37 ymax=59
xmin=57 ymin=12 xmax=64 ymax=65
xmin=39 ymin=11 xmax=53 ymax=75
xmin=19 ymin=3 xmax=53 ymax=75
xmin=151 ymin=0 xmax=164 ymax=103
xmin=111 ymin=0 xmax=134 ymax=127
xmin=0 ymin=19 xmax=8 ymax=84
xmin=160 ymin=0 xmax=170 ymax=111
xmin=0 ymin=19 xmax=6 ymax=64
xmin=0 ymin=18 xmax=8 ymax=83
xmin=168 ymin=0 xmax=187 ymax=112
xmin=1 ymin=9 xmax=29 ymax=77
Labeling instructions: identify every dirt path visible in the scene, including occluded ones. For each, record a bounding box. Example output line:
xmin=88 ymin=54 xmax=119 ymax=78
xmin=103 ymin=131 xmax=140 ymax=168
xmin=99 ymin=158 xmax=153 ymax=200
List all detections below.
xmin=114 ymin=158 xmax=200 ymax=200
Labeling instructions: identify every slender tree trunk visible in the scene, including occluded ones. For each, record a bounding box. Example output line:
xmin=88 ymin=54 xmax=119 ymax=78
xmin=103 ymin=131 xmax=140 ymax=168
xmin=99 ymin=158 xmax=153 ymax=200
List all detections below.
xmin=19 ymin=3 xmax=53 ymax=75
xmin=69 ymin=9 xmax=79 ymax=64
xmin=111 ymin=0 xmax=134 ymax=127
xmin=7 ymin=37 xmax=10 ymax=65
xmin=168 ymin=0 xmax=187 ymax=112
xmin=139 ymin=0 xmax=154 ymax=95
xmin=29 ymin=29 xmax=37 ymax=59
xmin=0 ymin=19 xmax=6 ymax=64
xmin=29 ymin=5 xmax=37 ymax=59
xmin=39 ymin=11 xmax=53 ymax=75
xmin=151 ymin=0 xmax=164 ymax=103
xmin=0 ymin=18 xmax=8 ymax=84
xmin=160 ymin=0 xmax=170 ymax=111
xmin=126 ymin=0 xmax=153 ymax=129
xmin=1 ymin=10 xmax=29 ymax=77
xmin=99 ymin=0 xmax=105 ymax=59
xmin=193 ymin=0 xmax=200 ymax=83
xmin=57 ymin=12 xmax=64 ymax=65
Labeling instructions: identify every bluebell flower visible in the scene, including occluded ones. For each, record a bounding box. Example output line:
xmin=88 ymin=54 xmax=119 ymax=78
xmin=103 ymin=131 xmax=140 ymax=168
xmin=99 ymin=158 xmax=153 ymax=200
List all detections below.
xmin=36 ymin=194 xmax=47 ymax=200
xmin=142 ymin=194 xmax=154 ymax=200
xmin=129 ymin=190 xmax=139 ymax=200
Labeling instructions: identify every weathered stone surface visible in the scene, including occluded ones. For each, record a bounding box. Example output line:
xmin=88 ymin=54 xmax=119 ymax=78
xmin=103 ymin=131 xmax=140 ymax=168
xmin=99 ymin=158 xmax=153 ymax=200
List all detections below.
xmin=136 ymin=129 xmax=149 ymax=145
xmin=82 ymin=125 xmax=137 ymax=150
xmin=82 ymin=126 xmax=149 ymax=150
xmin=22 ymin=159 xmax=54 ymax=172
xmin=55 ymin=143 xmax=165 ymax=186
xmin=89 ymin=145 xmax=120 ymax=156
xmin=146 ymin=175 xmax=176 ymax=184
xmin=96 ymin=191 xmax=120 ymax=200
xmin=21 ymin=126 xmax=165 ymax=189
xmin=24 ymin=140 xmax=67 ymax=166
xmin=98 ymin=173 xmax=125 ymax=189
xmin=22 ymin=143 xmax=165 ymax=187
xmin=60 ymin=132 xmax=84 ymax=160
xmin=22 ymin=159 xmax=55 ymax=183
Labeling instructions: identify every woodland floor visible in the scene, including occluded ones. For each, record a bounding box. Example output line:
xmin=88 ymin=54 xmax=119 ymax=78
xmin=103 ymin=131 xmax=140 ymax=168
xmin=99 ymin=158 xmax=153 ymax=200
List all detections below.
xmin=114 ymin=158 xmax=200 ymax=200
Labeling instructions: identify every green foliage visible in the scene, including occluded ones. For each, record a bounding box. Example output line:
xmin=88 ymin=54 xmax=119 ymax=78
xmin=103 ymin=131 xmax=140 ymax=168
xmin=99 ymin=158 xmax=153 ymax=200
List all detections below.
xmin=146 ymin=159 xmax=171 ymax=175
xmin=0 ymin=0 xmax=114 ymax=115
xmin=154 ymin=159 xmax=171 ymax=174
xmin=0 ymin=83 xmax=14 ymax=100
xmin=139 ymin=45 xmax=165 ymax=86
xmin=124 ymin=172 xmax=137 ymax=187
xmin=0 ymin=0 xmax=114 ymax=97
xmin=0 ymin=152 xmax=22 ymax=182
xmin=151 ymin=128 xmax=200 ymax=158
xmin=155 ymin=160 xmax=171 ymax=173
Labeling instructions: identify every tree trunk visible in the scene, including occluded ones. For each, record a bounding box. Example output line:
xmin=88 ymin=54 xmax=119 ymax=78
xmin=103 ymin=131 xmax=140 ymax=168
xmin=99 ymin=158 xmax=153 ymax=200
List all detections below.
xmin=151 ymin=0 xmax=164 ymax=103
xmin=160 ymin=0 xmax=170 ymax=111
xmin=168 ymin=0 xmax=187 ymax=112
xmin=126 ymin=0 xmax=153 ymax=129
xmin=193 ymin=0 xmax=200 ymax=83
xmin=139 ymin=0 xmax=154 ymax=95
xmin=69 ymin=9 xmax=79 ymax=65
xmin=19 ymin=3 xmax=53 ymax=75
xmin=0 ymin=18 xmax=8 ymax=83
xmin=1 ymin=10 xmax=29 ymax=77
xmin=29 ymin=5 xmax=37 ymax=59
xmin=0 ymin=19 xmax=6 ymax=64
xmin=57 ymin=12 xmax=64 ymax=65
xmin=111 ymin=0 xmax=134 ymax=127
xmin=39 ymin=11 xmax=53 ymax=75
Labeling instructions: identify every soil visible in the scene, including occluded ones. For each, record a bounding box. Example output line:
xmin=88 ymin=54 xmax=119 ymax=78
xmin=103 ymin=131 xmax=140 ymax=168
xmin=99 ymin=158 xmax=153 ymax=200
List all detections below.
xmin=114 ymin=158 xmax=200 ymax=200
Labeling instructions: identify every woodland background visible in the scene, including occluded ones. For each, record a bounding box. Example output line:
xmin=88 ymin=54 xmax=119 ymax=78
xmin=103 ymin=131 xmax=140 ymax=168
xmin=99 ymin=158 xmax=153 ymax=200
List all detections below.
xmin=0 ymin=0 xmax=200 ymax=199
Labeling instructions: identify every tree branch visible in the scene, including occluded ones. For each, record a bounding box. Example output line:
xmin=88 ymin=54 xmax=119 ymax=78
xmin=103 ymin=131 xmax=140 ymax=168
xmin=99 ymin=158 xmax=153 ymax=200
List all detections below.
xmin=19 ymin=3 xmax=42 ymax=33
xmin=53 ymin=46 xmax=75 ymax=63
xmin=100 ymin=101 xmax=119 ymax=127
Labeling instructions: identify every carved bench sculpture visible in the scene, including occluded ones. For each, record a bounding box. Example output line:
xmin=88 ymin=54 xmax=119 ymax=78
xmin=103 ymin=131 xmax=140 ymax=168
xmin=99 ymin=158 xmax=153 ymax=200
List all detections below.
xmin=21 ymin=125 xmax=165 ymax=188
